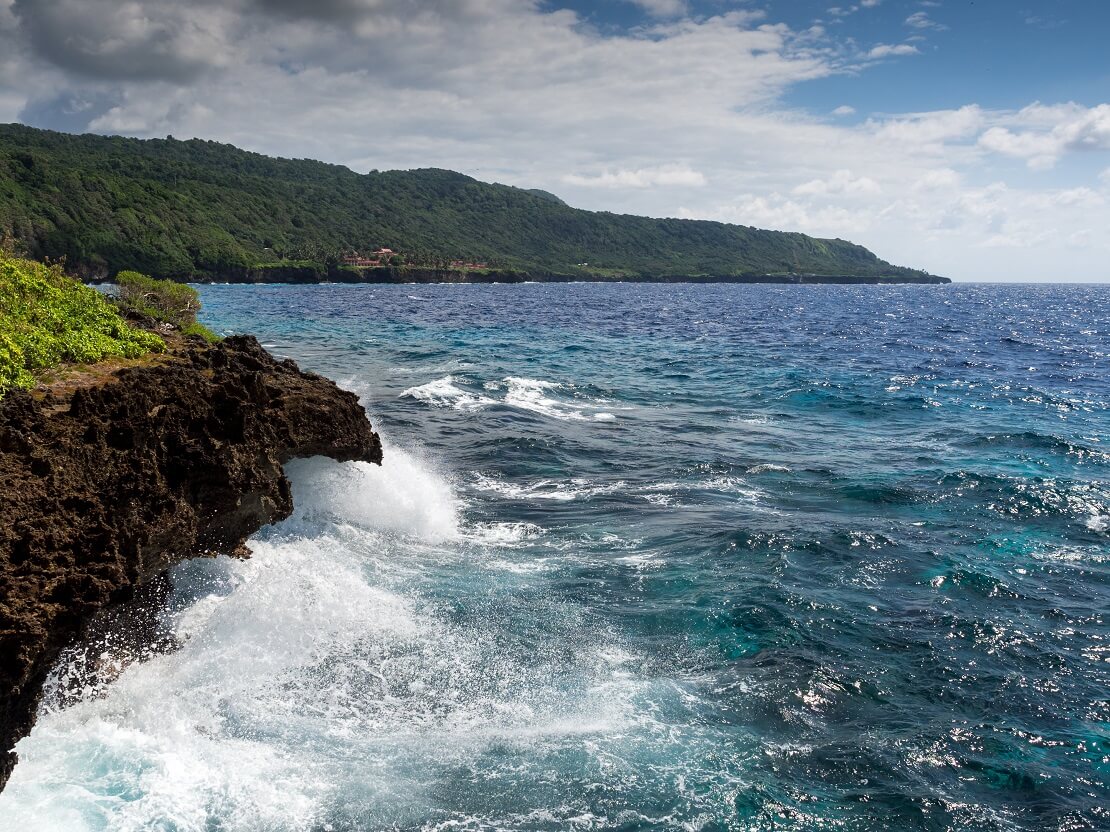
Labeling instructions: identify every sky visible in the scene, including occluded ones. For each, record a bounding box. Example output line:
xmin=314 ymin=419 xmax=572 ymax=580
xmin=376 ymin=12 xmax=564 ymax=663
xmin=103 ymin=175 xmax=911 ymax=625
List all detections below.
xmin=1 ymin=0 xmax=1108 ymax=281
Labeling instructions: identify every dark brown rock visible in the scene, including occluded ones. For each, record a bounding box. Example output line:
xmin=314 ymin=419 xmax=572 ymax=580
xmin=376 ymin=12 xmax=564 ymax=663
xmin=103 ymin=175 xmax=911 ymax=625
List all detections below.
xmin=0 ymin=335 xmax=381 ymax=791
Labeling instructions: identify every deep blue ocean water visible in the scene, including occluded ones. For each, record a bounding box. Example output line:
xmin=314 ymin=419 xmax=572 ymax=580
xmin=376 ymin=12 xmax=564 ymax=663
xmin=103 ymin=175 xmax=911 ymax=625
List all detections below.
xmin=2 ymin=283 xmax=1108 ymax=831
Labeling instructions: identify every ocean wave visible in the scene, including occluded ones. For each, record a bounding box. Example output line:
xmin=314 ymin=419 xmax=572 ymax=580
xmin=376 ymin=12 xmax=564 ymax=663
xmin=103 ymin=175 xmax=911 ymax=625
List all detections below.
xmin=746 ymin=463 xmax=792 ymax=474
xmin=284 ymin=447 xmax=460 ymax=542
xmin=3 ymin=446 xmax=659 ymax=832
xmin=959 ymin=430 xmax=1110 ymax=464
xmin=501 ymin=376 xmax=618 ymax=422
xmin=465 ymin=521 xmax=545 ymax=546
xmin=400 ymin=375 xmax=496 ymax=413
xmin=401 ymin=375 xmax=620 ymax=421
xmin=471 ymin=473 xmax=628 ymax=502
xmin=467 ymin=472 xmax=770 ymax=512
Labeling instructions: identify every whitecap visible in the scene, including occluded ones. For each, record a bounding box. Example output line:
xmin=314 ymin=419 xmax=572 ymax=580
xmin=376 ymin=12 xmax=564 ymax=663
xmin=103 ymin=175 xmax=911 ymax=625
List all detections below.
xmin=746 ymin=463 xmax=791 ymax=474
xmin=502 ymin=376 xmax=588 ymax=421
xmin=400 ymin=376 xmax=495 ymax=413
xmin=471 ymin=473 xmax=626 ymax=502
xmin=466 ymin=521 xmax=544 ymax=546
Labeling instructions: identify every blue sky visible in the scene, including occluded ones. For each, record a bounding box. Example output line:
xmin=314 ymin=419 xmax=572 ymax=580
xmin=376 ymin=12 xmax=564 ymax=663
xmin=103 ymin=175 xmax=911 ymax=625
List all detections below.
xmin=1 ymin=0 xmax=1108 ymax=280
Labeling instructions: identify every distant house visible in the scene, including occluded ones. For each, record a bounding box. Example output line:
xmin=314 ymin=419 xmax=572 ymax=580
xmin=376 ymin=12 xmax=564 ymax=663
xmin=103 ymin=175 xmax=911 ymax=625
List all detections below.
xmin=450 ymin=259 xmax=488 ymax=270
xmin=342 ymin=247 xmax=397 ymax=268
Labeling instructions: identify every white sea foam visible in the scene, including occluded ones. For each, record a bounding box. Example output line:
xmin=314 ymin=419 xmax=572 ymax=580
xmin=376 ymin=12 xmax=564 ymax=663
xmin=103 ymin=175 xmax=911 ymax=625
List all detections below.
xmin=746 ymin=463 xmax=791 ymax=474
xmin=471 ymin=473 xmax=627 ymax=502
xmin=502 ymin=376 xmax=592 ymax=421
xmin=286 ymin=447 xmax=460 ymax=542
xmin=465 ymin=521 xmax=544 ymax=546
xmin=402 ymin=374 xmax=620 ymax=421
xmin=1085 ymin=512 xmax=1108 ymax=533
xmin=400 ymin=375 xmax=495 ymax=413
xmin=2 ymin=449 xmax=652 ymax=831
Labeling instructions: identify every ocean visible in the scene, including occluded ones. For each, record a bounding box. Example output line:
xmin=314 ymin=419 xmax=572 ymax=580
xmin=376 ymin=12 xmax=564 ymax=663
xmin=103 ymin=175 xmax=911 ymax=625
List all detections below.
xmin=1 ymin=282 xmax=1107 ymax=831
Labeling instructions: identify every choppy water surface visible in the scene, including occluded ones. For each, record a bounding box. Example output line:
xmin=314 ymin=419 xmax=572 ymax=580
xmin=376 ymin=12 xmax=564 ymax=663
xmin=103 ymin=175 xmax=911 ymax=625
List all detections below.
xmin=3 ymin=283 xmax=1108 ymax=831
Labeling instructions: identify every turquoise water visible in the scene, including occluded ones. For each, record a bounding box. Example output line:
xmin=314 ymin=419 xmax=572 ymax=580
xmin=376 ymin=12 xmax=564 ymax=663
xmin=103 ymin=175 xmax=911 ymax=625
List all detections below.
xmin=2 ymin=283 xmax=1108 ymax=831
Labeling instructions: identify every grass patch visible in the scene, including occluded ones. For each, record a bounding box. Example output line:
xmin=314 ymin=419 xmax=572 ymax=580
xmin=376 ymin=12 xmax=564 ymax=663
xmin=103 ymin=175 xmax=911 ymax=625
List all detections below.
xmin=116 ymin=271 xmax=220 ymax=344
xmin=0 ymin=252 xmax=165 ymax=396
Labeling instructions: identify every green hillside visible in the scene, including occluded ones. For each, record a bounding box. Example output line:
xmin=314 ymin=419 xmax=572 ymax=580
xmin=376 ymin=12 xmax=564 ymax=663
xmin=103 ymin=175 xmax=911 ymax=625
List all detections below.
xmin=0 ymin=124 xmax=940 ymax=282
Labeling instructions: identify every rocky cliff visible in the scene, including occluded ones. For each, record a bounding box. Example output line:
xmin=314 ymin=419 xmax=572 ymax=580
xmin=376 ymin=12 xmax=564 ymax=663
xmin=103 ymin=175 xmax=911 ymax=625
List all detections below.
xmin=0 ymin=335 xmax=382 ymax=791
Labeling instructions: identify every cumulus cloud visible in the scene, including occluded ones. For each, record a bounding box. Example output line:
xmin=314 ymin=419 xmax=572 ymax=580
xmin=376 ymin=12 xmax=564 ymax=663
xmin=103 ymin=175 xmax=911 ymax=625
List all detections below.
xmin=0 ymin=0 xmax=1107 ymax=280
xmin=792 ymin=169 xmax=881 ymax=196
xmin=867 ymin=43 xmax=919 ymax=59
xmin=905 ymin=11 xmax=946 ymax=31
xmin=978 ymin=102 xmax=1110 ymax=169
xmin=912 ymin=168 xmax=961 ymax=191
xmin=11 ymin=0 xmax=237 ymax=82
xmin=872 ymin=105 xmax=984 ymax=147
xmin=680 ymin=195 xmax=874 ymax=236
xmin=563 ymin=165 xmax=707 ymax=189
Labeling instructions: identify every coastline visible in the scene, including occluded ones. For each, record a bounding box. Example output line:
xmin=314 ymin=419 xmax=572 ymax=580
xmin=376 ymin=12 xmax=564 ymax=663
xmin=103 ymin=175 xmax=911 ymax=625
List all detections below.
xmin=89 ymin=266 xmax=953 ymax=286
xmin=0 ymin=334 xmax=381 ymax=792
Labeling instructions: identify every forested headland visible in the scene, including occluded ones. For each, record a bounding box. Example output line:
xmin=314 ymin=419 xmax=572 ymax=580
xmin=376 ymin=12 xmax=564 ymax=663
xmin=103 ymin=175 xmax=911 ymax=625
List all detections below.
xmin=0 ymin=124 xmax=946 ymax=284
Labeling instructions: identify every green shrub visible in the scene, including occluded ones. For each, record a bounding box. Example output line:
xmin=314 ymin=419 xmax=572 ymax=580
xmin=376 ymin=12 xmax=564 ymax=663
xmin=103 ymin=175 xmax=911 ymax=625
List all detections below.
xmin=115 ymin=270 xmax=219 ymax=343
xmin=0 ymin=252 xmax=165 ymax=396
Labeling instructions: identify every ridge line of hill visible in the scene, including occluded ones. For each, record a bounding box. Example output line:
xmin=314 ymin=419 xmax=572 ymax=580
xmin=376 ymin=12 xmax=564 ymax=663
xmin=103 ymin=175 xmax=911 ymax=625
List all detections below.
xmin=0 ymin=124 xmax=948 ymax=284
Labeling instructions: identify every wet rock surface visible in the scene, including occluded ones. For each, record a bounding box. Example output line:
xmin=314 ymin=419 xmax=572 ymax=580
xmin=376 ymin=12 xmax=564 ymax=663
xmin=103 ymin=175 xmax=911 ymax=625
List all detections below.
xmin=0 ymin=335 xmax=381 ymax=790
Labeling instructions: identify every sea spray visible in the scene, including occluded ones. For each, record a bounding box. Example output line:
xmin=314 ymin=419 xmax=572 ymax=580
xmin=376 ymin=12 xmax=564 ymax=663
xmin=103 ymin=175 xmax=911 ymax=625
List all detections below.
xmin=3 ymin=449 xmax=656 ymax=831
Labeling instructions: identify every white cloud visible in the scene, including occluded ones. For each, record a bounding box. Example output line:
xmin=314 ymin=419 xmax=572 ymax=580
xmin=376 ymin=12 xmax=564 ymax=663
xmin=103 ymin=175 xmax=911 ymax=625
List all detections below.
xmin=624 ymin=0 xmax=688 ymax=17
xmin=905 ymin=11 xmax=947 ymax=31
xmin=872 ymin=105 xmax=984 ymax=147
xmin=978 ymin=127 xmax=1060 ymax=170
xmin=563 ymin=165 xmax=707 ymax=189
xmin=679 ymin=195 xmax=874 ymax=236
xmin=867 ymin=43 xmax=919 ymax=59
xmin=793 ymin=169 xmax=881 ymax=196
xmin=977 ymin=102 xmax=1110 ymax=169
xmin=12 ymin=0 xmax=238 ymax=81
xmin=1 ymin=1 xmax=1108 ymax=280
xmin=912 ymin=168 xmax=961 ymax=191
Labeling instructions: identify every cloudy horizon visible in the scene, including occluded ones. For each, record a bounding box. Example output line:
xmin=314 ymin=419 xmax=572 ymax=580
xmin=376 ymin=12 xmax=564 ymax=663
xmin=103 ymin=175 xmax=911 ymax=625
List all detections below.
xmin=1 ymin=0 xmax=1107 ymax=281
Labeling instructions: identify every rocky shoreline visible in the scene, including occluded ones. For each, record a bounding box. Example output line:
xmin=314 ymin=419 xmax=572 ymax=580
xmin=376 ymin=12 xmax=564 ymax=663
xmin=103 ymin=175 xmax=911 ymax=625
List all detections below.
xmin=0 ymin=335 xmax=381 ymax=791
xmin=99 ymin=265 xmax=951 ymax=285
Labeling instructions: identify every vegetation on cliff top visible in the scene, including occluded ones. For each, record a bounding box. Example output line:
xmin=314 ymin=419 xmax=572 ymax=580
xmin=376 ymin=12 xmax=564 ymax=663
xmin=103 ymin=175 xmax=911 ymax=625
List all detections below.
xmin=0 ymin=250 xmax=165 ymax=395
xmin=0 ymin=124 xmax=936 ymax=282
xmin=116 ymin=271 xmax=219 ymax=343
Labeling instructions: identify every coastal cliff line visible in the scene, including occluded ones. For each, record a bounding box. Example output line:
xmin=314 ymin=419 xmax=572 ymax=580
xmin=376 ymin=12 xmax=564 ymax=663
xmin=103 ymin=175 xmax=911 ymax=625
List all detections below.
xmin=0 ymin=334 xmax=382 ymax=792
xmin=121 ymin=265 xmax=951 ymax=286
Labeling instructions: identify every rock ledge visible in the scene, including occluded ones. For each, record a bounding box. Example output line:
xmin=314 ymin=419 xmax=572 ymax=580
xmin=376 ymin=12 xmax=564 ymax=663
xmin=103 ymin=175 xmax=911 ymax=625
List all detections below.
xmin=0 ymin=335 xmax=382 ymax=790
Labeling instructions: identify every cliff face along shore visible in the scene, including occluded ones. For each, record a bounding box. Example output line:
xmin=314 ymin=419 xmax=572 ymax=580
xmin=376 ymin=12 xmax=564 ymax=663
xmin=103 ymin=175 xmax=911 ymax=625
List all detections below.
xmin=150 ymin=266 xmax=950 ymax=285
xmin=0 ymin=335 xmax=382 ymax=791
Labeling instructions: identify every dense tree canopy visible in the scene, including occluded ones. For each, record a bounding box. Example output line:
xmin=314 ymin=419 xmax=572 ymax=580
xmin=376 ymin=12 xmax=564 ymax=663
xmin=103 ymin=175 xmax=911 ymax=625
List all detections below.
xmin=0 ymin=124 xmax=933 ymax=281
